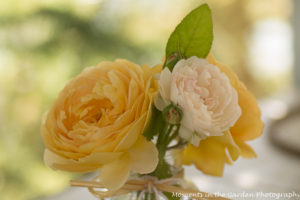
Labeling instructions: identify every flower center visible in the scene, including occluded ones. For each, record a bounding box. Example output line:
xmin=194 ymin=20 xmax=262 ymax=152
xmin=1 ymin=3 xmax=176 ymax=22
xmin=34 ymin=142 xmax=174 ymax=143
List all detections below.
xmin=80 ymin=98 xmax=114 ymax=126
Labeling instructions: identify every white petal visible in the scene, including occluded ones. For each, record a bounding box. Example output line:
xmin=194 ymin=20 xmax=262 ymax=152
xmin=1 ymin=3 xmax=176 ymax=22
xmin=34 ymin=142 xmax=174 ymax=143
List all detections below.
xmin=154 ymin=94 xmax=169 ymax=111
xmin=158 ymin=68 xmax=172 ymax=101
xmin=178 ymin=126 xmax=193 ymax=141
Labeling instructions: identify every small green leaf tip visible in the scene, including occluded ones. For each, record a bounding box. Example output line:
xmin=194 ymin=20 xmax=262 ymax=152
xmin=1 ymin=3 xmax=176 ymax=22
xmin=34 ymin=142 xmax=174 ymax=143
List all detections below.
xmin=165 ymin=3 xmax=213 ymax=71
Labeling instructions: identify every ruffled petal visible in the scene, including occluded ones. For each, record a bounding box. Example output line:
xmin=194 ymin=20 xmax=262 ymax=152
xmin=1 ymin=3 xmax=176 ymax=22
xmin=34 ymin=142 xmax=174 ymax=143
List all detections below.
xmin=41 ymin=59 xmax=160 ymax=174
xmin=182 ymin=55 xmax=263 ymax=176
xmin=206 ymin=54 xmax=264 ymax=141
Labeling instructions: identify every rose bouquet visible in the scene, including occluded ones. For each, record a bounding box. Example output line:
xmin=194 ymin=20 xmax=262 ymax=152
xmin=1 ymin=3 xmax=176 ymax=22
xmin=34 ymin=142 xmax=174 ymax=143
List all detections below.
xmin=41 ymin=3 xmax=263 ymax=200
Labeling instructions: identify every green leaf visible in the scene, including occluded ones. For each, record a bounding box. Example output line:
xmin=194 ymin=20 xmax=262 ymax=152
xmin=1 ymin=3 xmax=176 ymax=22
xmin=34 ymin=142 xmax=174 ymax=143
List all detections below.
xmin=165 ymin=3 xmax=213 ymax=70
xmin=164 ymin=52 xmax=182 ymax=70
xmin=143 ymin=106 xmax=165 ymax=141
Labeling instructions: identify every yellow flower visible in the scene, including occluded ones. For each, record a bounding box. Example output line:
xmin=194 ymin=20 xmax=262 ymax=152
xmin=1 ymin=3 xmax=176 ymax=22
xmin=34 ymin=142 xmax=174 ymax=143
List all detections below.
xmin=41 ymin=59 xmax=160 ymax=190
xmin=183 ymin=54 xmax=264 ymax=176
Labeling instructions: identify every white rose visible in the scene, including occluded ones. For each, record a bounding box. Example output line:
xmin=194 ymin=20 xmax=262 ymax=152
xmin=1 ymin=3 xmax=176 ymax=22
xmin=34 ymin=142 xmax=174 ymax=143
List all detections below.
xmin=156 ymin=56 xmax=241 ymax=146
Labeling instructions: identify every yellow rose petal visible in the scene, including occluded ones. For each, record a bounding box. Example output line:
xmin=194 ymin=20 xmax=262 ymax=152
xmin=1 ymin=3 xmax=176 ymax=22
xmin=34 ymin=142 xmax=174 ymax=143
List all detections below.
xmin=230 ymin=88 xmax=264 ymax=141
xmin=183 ymin=131 xmax=241 ymax=176
xmin=183 ymin=139 xmax=226 ymax=176
xmin=114 ymin=111 xmax=146 ymax=152
xmin=213 ymin=131 xmax=240 ymax=162
xmin=98 ymin=154 xmax=131 ymax=190
xmin=128 ymin=137 xmax=158 ymax=174
xmin=44 ymin=149 xmax=123 ymax=172
xmin=151 ymin=64 xmax=163 ymax=74
xmin=234 ymin=139 xmax=257 ymax=158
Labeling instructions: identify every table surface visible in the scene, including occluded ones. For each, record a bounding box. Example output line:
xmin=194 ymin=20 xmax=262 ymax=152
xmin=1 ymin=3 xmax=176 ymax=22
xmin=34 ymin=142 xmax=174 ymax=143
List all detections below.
xmin=43 ymin=100 xmax=300 ymax=200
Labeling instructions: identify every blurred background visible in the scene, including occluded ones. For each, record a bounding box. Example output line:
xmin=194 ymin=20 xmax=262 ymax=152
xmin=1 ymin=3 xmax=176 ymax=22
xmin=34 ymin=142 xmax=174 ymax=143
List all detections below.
xmin=0 ymin=0 xmax=299 ymax=199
